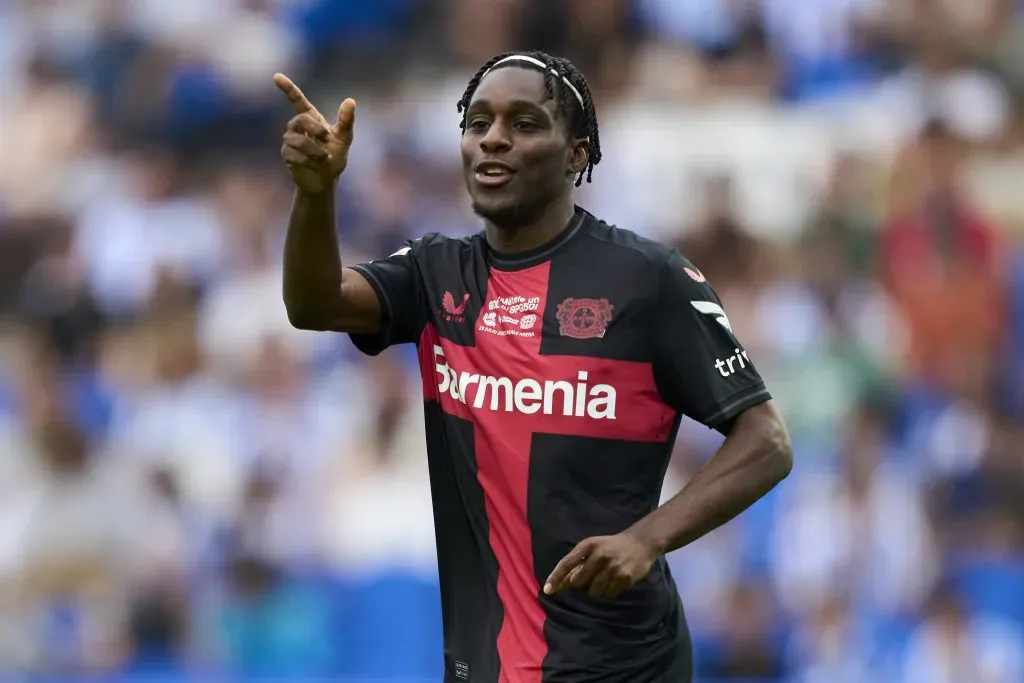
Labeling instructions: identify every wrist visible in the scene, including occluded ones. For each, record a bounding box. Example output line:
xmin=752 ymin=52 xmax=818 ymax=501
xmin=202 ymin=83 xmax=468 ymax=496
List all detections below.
xmin=625 ymin=521 xmax=669 ymax=559
xmin=296 ymin=180 xmax=338 ymax=200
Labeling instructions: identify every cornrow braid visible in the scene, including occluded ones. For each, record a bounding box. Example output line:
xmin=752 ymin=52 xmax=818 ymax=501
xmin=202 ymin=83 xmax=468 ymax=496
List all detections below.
xmin=457 ymin=51 xmax=602 ymax=186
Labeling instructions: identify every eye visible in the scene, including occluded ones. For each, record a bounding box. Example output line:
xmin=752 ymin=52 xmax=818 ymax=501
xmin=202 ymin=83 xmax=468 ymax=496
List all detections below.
xmin=513 ymin=119 xmax=540 ymax=132
xmin=466 ymin=117 xmax=490 ymax=132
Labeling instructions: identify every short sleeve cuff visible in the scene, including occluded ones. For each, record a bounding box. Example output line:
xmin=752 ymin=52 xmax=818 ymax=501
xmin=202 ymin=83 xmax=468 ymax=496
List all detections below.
xmin=702 ymin=384 xmax=772 ymax=433
xmin=347 ymin=263 xmax=394 ymax=356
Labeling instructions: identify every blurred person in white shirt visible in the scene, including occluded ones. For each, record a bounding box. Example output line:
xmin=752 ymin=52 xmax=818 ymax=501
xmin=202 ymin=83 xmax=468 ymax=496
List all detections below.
xmin=198 ymin=167 xmax=325 ymax=376
xmin=770 ymin=400 xmax=937 ymax=617
xmin=204 ymin=0 xmax=301 ymax=101
xmin=221 ymin=336 xmax=351 ymax=567
xmin=875 ymin=20 xmax=1010 ymax=144
xmin=787 ymin=594 xmax=874 ymax=683
xmin=108 ymin=299 xmax=247 ymax=533
xmin=900 ymin=584 xmax=1024 ymax=683
xmin=320 ymin=353 xmax=435 ymax=577
xmin=2 ymin=417 xmax=133 ymax=672
xmin=74 ymin=151 xmax=225 ymax=318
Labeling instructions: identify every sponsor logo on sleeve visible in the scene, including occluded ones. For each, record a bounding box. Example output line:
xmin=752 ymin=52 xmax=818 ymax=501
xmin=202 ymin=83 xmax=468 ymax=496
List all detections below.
xmin=690 ymin=300 xmax=733 ymax=333
xmin=714 ymin=348 xmax=751 ymax=377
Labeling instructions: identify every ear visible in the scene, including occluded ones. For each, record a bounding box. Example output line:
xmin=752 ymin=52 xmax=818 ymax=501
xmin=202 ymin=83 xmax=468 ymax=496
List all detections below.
xmin=568 ymin=138 xmax=590 ymax=176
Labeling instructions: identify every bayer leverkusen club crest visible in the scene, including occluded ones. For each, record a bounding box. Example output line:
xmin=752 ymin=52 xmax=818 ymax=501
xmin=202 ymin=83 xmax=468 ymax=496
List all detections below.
xmin=556 ymin=298 xmax=614 ymax=339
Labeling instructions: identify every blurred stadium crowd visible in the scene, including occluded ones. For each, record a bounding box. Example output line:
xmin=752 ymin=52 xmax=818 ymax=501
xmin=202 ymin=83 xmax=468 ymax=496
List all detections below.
xmin=2 ymin=0 xmax=1024 ymax=681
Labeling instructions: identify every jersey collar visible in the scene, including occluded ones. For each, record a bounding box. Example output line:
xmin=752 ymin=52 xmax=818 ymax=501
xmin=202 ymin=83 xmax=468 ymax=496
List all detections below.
xmin=487 ymin=206 xmax=591 ymax=271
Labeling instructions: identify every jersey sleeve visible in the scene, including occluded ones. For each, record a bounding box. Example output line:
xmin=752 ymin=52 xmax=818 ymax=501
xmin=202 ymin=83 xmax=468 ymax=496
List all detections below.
xmin=347 ymin=238 xmax=427 ymax=356
xmin=651 ymin=250 xmax=771 ymax=433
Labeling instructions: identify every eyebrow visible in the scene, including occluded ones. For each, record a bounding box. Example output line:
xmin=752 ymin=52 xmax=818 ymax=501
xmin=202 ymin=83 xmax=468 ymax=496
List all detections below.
xmin=467 ymin=99 xmax=551 ymax=115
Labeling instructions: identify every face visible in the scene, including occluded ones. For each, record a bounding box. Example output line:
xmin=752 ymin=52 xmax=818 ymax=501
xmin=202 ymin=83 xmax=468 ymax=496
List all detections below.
xmin=461 ymin=67 xmax=589 ymax=229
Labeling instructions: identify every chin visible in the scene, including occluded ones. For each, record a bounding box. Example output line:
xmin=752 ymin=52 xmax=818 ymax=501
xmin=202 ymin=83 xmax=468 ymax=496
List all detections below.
xmin=471 ymin=194 xmax=552 ymax=231
xmin=472 ymin=198 xmax=527 ymax=229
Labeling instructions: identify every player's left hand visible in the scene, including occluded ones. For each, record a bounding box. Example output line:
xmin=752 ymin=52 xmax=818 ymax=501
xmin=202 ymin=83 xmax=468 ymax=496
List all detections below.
xmin=543 ymin=532 xmax=660 ymax=599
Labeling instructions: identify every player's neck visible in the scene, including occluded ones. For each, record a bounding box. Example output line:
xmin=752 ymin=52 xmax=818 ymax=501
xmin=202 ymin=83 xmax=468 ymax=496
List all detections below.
xmin=484 ymin=196 xmax=577 ymax=255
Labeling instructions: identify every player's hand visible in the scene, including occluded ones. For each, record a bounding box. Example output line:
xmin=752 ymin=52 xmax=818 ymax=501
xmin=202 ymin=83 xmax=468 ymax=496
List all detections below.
xmin=274 ymin=73 xmax=356 ymax=195
xmin=543 ymin=532 xmax=660 ymax=599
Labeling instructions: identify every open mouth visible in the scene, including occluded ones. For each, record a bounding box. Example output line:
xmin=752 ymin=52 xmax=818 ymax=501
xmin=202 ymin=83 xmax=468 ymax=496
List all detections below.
xmin=474 ymin=161 xmax=516 ymax=188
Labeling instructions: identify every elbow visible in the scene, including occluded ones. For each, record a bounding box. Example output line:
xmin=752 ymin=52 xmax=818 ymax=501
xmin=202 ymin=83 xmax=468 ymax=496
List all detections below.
xmin=285 ymin=305 xmax=332 ymax=331
xmin=735 ymin=401 xmax=793 ymax=485
xmin=761 ymin=415 xmax=793 ymax=484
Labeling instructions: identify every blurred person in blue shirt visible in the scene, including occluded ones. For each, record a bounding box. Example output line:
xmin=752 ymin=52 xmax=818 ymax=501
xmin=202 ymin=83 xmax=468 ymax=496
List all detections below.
xmin=217 ymin=553 xmax=335 ymax=677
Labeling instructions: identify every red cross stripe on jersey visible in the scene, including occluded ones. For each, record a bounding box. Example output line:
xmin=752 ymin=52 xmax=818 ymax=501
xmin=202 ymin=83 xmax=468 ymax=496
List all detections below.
xmin=417 ymin=261 xmax=676 ymax=683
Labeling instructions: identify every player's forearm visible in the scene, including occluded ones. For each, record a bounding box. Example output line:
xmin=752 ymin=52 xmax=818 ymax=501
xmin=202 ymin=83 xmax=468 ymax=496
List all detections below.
xmin=283 ymin=185 xmax=344 ymax=328
xmin=628 ymin=402 xmax=792 ymax=556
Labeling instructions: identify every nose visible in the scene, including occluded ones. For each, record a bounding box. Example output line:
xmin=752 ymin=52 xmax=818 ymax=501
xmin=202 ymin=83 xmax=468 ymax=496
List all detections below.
xmin=479 ymin=120 xmax=511 ymax=154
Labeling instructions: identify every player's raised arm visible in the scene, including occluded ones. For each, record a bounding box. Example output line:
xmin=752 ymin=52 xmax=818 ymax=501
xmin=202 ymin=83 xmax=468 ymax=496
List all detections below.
xmin=275 ymin=73 xmax=380 ymax=333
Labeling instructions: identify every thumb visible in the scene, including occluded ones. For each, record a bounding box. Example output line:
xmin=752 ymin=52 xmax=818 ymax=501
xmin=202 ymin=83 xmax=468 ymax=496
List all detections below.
xmin=332 ymin=98 xmax=357 ymax=143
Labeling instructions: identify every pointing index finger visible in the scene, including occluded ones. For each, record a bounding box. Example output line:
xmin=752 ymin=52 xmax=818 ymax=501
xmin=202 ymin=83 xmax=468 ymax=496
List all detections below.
xmin=544 ymin=539 xmax=593 ymax=595
xmin=274 ymin=73 xmax=319 ymax=117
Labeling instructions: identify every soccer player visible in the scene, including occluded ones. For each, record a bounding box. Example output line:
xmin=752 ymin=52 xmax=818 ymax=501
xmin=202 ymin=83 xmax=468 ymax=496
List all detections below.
xmin=274 ymin=52 xmax=793 ymax=683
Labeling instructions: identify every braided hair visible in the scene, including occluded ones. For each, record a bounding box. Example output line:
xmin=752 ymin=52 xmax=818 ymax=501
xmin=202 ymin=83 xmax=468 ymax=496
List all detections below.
xmin=457 ymin=51 xmax=602 ymax=186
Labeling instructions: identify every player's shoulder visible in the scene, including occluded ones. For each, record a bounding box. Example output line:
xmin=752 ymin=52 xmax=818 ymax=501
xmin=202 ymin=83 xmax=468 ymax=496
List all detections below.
xmin=581 ymin=214 xmax=715 ymax=298
xmin=581 ymin=213 xmax=691 ymax=274
xmin=401 ymin=231 xmax=485 ymax=258
xmin=403 ymin=231 xmax=458 ymax=253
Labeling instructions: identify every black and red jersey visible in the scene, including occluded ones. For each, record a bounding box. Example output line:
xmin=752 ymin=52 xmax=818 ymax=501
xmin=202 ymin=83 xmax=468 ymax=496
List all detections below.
xmin=349 ymin=207 xmax=770 ymax=683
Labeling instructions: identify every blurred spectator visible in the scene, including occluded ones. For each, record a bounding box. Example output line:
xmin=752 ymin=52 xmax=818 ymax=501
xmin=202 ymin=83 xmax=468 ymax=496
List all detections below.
xmin=3 ymin=416 xmax=131 ymax=672
xmin=876 ymin=16 xmax=1011 ymax=143
xmin=0 ymin=52 xmax=94 ymax=218
xmin=74 ymin=151 xmax=225 ymax=318
xmin=770 ymin=399 xmax=937 ymax=616
xmin=321 ymin=354 xmax=436 ymax=577
xmin=695 ymin=580 xmax=788 ymax=679
xmin=216 ymin=553 xmax=335 ymax=676
xmin=761 ymin=0 xmax=886 ymax=102
xmin=899 ymin=584 xmax=1024 ymax=683
xmin=197 ymin=168 xmax=321 ymax=375
xmin=675 ymin=174 xmax=762 ymax=292
xmin=788 ymin=595 xmax=873 ymax=683
xmin=882 ymin=120 xmax=1006 ymax=392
